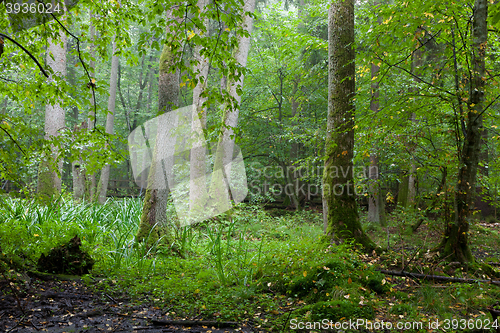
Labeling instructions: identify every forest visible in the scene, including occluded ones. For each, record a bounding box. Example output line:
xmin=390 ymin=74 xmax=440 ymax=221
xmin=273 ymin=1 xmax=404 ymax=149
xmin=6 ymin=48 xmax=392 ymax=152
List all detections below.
xmin=1 ymin=0 xmax=500 ymax=332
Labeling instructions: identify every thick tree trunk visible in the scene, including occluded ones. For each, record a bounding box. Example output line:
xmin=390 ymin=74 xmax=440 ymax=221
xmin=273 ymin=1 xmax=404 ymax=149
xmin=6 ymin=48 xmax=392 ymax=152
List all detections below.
xmin=38 ymin=19 xmax=67 ymax=204
xmin=439 ymin=0 xmax=487 ymax=263
xmin=189 ymin=0 xmax=210 ymax=220
xmin=137 ymin=9 xmax=180 ymax=245
xmin=323 ymin=0 xmax=376 ymax=252
xmin=98 ymin=38 xmax=119 ymax=204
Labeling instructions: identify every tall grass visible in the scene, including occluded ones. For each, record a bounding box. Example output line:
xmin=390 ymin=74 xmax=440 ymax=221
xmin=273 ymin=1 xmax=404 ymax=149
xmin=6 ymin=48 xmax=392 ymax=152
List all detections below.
xmin=0 ymin=196 xmax=147 ymax=273
xmin=0 ymin=197 xmax=319 ymax=289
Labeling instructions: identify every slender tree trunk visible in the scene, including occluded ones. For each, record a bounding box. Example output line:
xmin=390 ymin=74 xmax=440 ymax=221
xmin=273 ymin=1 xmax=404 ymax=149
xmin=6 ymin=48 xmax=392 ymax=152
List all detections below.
xmin=367 ymin=60 xmax=385 ymax=225
xmin=209 ymin=0 xmax=256 ymax=209
xmin=289 ymin=77 xmax=301 ymax=210
xmin=87 ymin=12 xmax=97 ymax=201
xmin=406 ymin=41 xmax=423 ymax=209
xmin=98 ymin=37 xmax=119 ymax=204
xmin=398 ymin=39 xmax=422 ymax=209
xmin=37 ymin=15 xmax=67 ymax=204
xmin=439 ymin=0 xmax=487 ymax=263
xmin=323 ymin=0 xmax=376 ymax=252
xmin=219 ymin=0 xmax=256 ymax=172
xmin=66 ymin=37 xmax=85 ymax=202
xmin=287 ymin=0 xmax=306 ymax=211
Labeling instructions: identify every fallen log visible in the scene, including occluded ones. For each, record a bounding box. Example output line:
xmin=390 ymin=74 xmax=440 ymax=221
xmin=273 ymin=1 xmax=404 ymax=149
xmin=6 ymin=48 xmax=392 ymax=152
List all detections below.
xmin=152 ymin=319 xmax=239 ymax=328
xmin=377 ymin=269 xmax=500 ymax=286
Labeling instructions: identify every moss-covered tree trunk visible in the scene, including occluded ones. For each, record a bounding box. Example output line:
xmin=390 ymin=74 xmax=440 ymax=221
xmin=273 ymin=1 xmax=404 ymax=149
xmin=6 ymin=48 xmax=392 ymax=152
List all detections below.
xmin=37 ymin=14 xmax=67 ymax=204
xmin=189 ymin=0 xmax=210 ymax=220
xmin=439 ymin=0 xmax=487 ymax=263
xmin=322 ymin=0 xmax=376 ymax=252
xmin=136 ymin=9 xmax=180 ymax=245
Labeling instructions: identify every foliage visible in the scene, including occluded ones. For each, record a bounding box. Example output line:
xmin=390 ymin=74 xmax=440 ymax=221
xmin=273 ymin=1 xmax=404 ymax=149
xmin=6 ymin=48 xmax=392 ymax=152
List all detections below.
xmin=0 ymin=198 xmax=499 ymax=330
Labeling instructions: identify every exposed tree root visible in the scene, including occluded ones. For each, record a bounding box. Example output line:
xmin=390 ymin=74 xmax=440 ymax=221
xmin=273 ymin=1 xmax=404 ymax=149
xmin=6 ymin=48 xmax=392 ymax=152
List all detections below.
xmin=377 ymin=269 xmax=500 ymax=286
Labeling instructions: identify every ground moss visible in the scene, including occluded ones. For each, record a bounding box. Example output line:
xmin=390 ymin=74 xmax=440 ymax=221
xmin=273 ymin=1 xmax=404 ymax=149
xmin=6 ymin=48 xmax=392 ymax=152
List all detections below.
xmin=293 ymin=300 xmax=375 ymax=322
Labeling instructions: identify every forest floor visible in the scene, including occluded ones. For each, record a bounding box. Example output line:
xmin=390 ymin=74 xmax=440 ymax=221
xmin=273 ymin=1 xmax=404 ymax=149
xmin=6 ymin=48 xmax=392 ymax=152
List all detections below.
xmin=1 ymin=199 xmax=500 ymax=332
xmin=0 ymin=276 xmax=253 ymax=332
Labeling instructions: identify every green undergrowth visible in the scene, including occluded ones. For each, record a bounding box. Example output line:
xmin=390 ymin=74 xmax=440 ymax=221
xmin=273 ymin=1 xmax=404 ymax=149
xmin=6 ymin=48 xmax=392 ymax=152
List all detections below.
xmin=1 ymin=197 xmax=500 ymax=331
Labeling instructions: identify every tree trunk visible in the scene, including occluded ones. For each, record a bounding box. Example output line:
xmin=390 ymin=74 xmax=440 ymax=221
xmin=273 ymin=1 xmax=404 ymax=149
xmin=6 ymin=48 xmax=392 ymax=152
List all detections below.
xmin=189 ymin=0 xmax=210 ymax=220
xmin=137 ymin=9 xmax=180 ymax=245
xmin=367 ymin=59 xmax=384 ymax=225
xmin=439 ymin=0 xmax=487 ymax=263
xmin=37 ymin=15 xmax=67 ymax=204
xmin=86 ymin=11 xmax=97 ymax=201
xmin=403 ymin=41 xmax=423 ymax=210
xmin=98 ymin=37 xmax=119 ymax=204
xmin=323 ymin=0 xmax=376 ymax=252
xmin=219 ymin=0 xmax=256 ymax=173
xmin=208 ymin=0 xmax=256 ymax=213
xmin=288 ymin=77 xmax=301 ymax=210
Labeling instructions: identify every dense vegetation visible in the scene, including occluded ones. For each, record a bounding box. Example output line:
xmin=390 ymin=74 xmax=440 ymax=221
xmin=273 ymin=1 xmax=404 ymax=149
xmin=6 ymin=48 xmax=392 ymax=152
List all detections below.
xmin=1 ymin=0 xmax=500 ymax=332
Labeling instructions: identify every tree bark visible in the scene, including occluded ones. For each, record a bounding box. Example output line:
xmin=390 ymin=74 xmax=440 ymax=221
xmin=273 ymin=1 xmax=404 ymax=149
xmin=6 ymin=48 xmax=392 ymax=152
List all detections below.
xmin=137 ymin=9 xmax=180 ymax=245
xmin=37 ymin=13 xmax=67 ymax=204
xmin=87 ymin=11 xmax=97 ymax=201
xmin=189 ymin=0 xmax=210 ymax=220
xmin=98 ymin=37 xmax=119 ymax=204
xmin=323 ymin=0 xmax=376 ymax=252
xmin=439 ymin=0 xmax=487 ymax=263
xmin=367 ymin=60 xmax=385 ymax=225
xmin=208 ymin=0 xmax=256 ymax=212
xmin=219 ymin=0 xmax=256 ymax=173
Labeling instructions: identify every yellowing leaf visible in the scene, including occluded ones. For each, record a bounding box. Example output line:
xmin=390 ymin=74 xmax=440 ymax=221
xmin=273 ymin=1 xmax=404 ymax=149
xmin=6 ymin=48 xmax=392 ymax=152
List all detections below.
xmin=348 ymin=277 xmax=352 ymax=284
xmin=34 ymin=234 xmax=39 ymax=237
xmin=303 ymin=271 xmax=307 ymax=277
